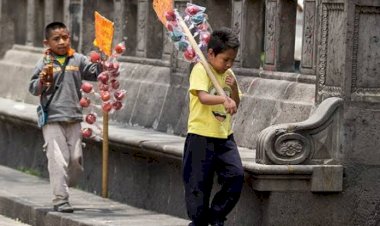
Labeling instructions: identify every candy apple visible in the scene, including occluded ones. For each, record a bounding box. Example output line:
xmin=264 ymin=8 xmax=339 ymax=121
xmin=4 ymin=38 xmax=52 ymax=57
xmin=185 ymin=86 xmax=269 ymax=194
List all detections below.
xmin=89 ymin=51 xmax=100 ymax=63
xmin=85 ymin=113 xmax=97 ymax=124
xmin=79 ymin=97 xmax=91 ymax=108
xmin=102 ymin=102 xmax=113 ymax=112
xmin=81 ymin=128 xmax=93 ymax=138
xmin=81 ymin=82 xmax=93 ymax=93
xmin=100 ymin=91 xmax=111 ymax=102
xmin=112 ymin=101 xmax=123 ymax=110
xmin=114 ymin=89 xmax=126 ymax=101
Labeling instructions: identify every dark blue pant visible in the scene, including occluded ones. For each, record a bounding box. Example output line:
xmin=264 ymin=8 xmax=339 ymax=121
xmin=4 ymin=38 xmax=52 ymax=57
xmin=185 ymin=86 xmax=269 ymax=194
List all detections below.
xmin=182 ymin=134 xmax=244 ymax=226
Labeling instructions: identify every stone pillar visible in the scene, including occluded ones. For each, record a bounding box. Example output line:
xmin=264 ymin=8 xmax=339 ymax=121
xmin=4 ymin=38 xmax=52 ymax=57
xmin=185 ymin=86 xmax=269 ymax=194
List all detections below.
xmin=300 ymin=0 xmax=319 ymax=75
xmin=123 ymin=0 xmax=138 ymax=56
xmin=263 ymin=0 xmax=297 ymax=72
xmin=136 ymin=0 xmax=163 ymax=59
xmin=136 ymin=0 xmax=148 ymax=57
xmin=113 ymin=0 xmax=124 ymax=46
xmin=231 ymin=0 xmax=243 ymax=67
xmin=26 ymin=0 xmax=37 ymax=45
xmin=66 ymin=0 xmax=81 ymax=50
xmin=240 ymin=0 xmax=265 ymax=69
xmin=0 ymin=0 xmax=14 ymax=57
xmin=316 ymin=0 xmax=345 ymax=103
xmin=45 ymin=0 xmax=54 ymax=25
xmin=342 ymin=0 xmax=380 ymax=164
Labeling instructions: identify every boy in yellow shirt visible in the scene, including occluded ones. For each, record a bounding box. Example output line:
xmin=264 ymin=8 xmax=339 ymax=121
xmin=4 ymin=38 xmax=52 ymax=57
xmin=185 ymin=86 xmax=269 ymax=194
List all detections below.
xmin=183 ymin=27 xmax=244 ymax=226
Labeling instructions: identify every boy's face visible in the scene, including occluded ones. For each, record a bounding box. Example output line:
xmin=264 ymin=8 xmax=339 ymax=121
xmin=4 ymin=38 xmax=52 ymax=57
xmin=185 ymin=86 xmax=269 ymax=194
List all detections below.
xmin=207 ymin=48 xmax=238 ymax=74
xmin=43 ymin=28 xmax=71 ymax=56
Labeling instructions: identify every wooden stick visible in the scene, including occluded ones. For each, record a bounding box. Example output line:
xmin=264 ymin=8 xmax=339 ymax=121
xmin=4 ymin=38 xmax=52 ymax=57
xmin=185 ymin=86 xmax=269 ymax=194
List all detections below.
xmin=176 ymin=14 xmax=226 ymax=96
xmin=101 ymin=110 xmax=109 ymax=198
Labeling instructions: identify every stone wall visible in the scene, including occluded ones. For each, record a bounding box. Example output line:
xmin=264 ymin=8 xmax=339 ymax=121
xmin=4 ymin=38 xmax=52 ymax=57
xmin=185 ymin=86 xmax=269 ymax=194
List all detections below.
xmin=0 ymin=0 xmax=379 ymax=225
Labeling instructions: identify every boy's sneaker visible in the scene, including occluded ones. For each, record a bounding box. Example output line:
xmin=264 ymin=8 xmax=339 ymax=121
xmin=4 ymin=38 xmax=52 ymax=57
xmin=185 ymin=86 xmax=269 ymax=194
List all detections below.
xmin=53 ymin=202 xmax=74 ymax=213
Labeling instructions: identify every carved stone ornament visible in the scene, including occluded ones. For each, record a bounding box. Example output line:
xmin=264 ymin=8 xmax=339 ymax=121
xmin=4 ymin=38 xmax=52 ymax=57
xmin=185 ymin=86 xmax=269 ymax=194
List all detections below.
xmin=266 ymin=132 xmax=312 ymax=165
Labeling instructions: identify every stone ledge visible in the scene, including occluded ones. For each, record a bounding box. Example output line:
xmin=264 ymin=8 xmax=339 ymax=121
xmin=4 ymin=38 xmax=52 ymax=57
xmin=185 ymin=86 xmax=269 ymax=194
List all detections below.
xmin=0 ymin=97 xmax=343 ymax=192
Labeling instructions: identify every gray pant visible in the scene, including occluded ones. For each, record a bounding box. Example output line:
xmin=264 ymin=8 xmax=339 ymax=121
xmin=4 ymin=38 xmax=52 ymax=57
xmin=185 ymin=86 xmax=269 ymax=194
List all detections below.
xmin=42 ymin=122 xmax=83 ymax=205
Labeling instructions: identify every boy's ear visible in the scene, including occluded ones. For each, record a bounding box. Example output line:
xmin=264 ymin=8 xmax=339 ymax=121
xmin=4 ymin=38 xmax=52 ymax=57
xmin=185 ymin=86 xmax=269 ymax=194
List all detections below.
xmin=207 ymin=49 xmax=215 ymax=58
xmin=43 ymin=39 xmax=49 ymax=48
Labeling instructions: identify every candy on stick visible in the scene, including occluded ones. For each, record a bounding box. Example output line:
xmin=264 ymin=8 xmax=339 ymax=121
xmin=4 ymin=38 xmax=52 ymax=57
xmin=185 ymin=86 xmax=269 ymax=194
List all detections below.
xmin=153 ymin=2 xmax=225 ymax=96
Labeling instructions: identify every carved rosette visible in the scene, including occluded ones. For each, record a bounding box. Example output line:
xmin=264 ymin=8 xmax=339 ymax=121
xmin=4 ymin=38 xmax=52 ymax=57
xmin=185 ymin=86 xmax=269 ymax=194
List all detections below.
xmin=266 ymin=132 xmax=313 ymax=164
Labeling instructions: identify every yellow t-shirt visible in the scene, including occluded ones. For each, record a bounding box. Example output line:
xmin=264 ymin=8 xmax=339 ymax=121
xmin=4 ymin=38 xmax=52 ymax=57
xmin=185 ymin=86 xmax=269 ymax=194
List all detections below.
xmin=188 ymin=63 xmax=241 ymax=139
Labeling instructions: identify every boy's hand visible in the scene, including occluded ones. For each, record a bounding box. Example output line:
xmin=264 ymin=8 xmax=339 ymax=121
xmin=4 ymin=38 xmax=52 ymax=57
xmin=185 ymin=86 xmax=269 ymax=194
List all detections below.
xmin=223 ymin=96 xmax=237 ymax=115
xmin=39 ymin=65 xmax=50 ymax=85
xmin=225 ymin=73 xmax=238 ymax=90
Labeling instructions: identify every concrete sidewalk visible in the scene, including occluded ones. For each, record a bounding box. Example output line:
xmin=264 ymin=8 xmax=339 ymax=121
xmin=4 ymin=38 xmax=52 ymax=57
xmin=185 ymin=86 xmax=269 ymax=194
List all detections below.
xmin=0 ymin=165 xmax=189 ymax=226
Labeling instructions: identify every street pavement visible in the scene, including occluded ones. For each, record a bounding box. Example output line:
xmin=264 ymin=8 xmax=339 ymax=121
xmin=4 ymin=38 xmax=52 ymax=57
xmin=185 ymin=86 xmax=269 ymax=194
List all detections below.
xmin=0 ymin=165 xmax=189 ymax=226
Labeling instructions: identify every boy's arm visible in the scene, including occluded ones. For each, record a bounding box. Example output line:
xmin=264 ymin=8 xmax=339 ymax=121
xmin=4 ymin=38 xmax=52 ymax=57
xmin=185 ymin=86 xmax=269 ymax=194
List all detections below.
xmin=197 ymin=90 xmax=226 ymax=105
xmin=197 ymin=91 xmax=237 ymax=115
xmin=225 ymin=70 xmax=241 ymax=109
xmin=79 ymin=54 xmax=102 ymax=81
xmin=230 ymin=83 xmax=240 ymax=108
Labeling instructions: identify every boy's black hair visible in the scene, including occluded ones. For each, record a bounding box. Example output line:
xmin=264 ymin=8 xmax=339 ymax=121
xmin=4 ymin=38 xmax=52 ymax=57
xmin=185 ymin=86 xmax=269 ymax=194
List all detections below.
xmin=45 ymin=22 xmax=67 ymax=39
xmin=207 ymin=27 xmax=240 ymax=56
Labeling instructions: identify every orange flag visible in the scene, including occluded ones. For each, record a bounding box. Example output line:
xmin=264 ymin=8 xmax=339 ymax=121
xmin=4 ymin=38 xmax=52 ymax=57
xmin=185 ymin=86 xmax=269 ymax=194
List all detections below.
xmin=153 ymin=0 xmax=174 ymax=25
xmin=93 ymin=11 xmax=114 ymax=56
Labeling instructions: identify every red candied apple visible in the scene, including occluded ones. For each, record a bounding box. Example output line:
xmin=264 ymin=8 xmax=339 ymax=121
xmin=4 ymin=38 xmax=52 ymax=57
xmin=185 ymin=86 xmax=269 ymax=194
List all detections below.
xmin=79 ymin=97 xmax=91 ymax=107
xmin=97 ymin=71 xmax=109 ymax=84
xmin=81 ymin=128 xmax=93 ymax=138
xmin=100 ymin=91 xmax=111 ymax=102
xmin=164 ymin=10 xmax=176 ymax=21
xmin=114 ymin=89 xmax=126 ymax=101
xmin=102 ymin=102 xmax=113 ymax=112
xmin=183 ymin=48 xmax=196 ymax=61
xmin=81 ymin=82 xmax=93 ymax=93
xmin=89 ymin=51 xmax=101 ymax=63
xmin=112 ymin=101 xmax=123 ymax=110
xmin=85 ymin=113 xmax=97 ymax=124
xmin=110 ymin=79 xmax=120 ymax=89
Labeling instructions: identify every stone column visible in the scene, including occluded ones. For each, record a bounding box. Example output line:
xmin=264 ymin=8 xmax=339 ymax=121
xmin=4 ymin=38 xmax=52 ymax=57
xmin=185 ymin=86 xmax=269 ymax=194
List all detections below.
xmin=113 ymin=0 xmax=124 ymax=46
xmin=316 ymin=0 xmax=345 ymax=103
xmin=45 ymin=0 xmax=54 ymax=25
xmin=136 ymin=0 xmax=163 ymax=59
xmin=240 ymin=0 xmax=265 ymax=69
xmin=263 ymin=0 xmax=297 ymax=72
xmin=0 ymin=0 xmax=14 ymax=57
xmin=231 ymin=0 xmax=243 ymax=67
xmin=66 ymin=0 xmax=81 ymax=50
xmin=26 ymin=0 xmax=36 ymax=46
xmin=300 ymin=0 xmax=319 ymax=75
xmin=136 ymin=0 xmax=148 ymax=57
xmin=123 ymin=0 xmax=138 ymax=56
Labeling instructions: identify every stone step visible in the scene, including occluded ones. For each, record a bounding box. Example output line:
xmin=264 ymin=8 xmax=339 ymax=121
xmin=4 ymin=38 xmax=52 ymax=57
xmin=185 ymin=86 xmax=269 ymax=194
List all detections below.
xmin=0 ymin=214 xmax=30 ymax=226
xmin=0 ymin=165 xmax=189 ymax=226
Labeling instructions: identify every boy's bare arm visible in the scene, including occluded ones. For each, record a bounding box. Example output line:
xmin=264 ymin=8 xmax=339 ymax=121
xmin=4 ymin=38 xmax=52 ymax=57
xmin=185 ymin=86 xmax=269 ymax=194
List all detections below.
xmin=225 ymin=74 xmax=240 ymax=108
xmin=197 ymin=90 xmax=225 ymax=105
xmin=197 ymin=90 xmax=237 ymax=115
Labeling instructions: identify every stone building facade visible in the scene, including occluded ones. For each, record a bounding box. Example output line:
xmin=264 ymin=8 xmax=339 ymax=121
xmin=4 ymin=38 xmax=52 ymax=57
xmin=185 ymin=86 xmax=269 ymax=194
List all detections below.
xmin=0 ymin=0 xmax=379 ymax=225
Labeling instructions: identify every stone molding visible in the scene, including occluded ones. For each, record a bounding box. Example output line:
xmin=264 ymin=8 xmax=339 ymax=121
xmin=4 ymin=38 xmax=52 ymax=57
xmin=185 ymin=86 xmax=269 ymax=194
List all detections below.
xmin=256 ymin=97 xmax=342 ymax=165
xmin=252 ymin=97 xmax=344 ymax=192
xmin=350 ymin=5 xmax=380 ymax=102
xmin=317 ymin=2 xmax=344 ymax=103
